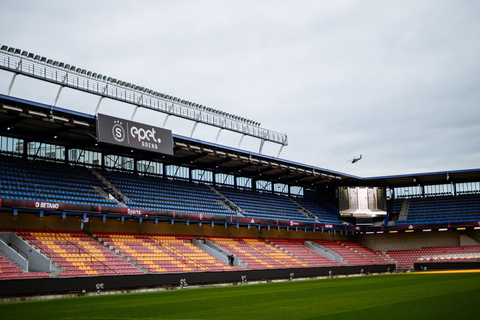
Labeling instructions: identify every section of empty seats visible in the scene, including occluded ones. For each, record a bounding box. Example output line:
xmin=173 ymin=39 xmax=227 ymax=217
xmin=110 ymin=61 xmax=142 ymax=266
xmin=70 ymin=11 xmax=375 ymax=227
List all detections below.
xmin=266 ymin=238 xmax=342 ymax=267
xmin=395 ymin=194 xmax=480 ymax=225
xmin=313 ymin=240 xmax=378 ymax=265
xmin=94 ymin=232 xmax=235 ymax=273
xmin=293 ymin=198 xmax=342 ymax=224
xmin=208 ymin=236 xmax=308 ymax=269
xmin=0 ymin=252 xmax=49 ymax=280
xmin=0 ymin=155 xmax=118 ymax=206
xmin=19 ymin=229 xmax=142 ymax=277
xmin=386 ymin=245 xmax=480 ymax=268
xmin=102 ymin=171 xmax=235 ymax=217
xmin=217 ymin=187 xmax=318 ymax=222
xmin=339 ymin=241 xmax=394 ymax=265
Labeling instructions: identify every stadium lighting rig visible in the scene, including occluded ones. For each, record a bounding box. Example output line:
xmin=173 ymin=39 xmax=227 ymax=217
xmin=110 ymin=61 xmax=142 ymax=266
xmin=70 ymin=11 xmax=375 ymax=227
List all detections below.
xmin=0 ymin=45 xmax=288 ymax=154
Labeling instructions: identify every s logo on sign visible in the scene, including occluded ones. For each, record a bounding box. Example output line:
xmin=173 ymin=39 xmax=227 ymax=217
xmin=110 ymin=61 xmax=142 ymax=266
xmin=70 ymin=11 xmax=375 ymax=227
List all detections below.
xmin=112 ymin=120 xmax=126 ymax=143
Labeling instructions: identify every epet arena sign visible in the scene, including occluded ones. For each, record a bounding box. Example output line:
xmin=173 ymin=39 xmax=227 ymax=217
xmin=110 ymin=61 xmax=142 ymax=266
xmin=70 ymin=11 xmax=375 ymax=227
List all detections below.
xmin=97 ymin=114 xmax=173 ymax=155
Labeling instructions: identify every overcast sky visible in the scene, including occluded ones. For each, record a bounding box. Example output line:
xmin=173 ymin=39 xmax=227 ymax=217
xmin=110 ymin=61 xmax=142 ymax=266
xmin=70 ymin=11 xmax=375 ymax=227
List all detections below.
xmin=0 ymin=0 xmax=479 ymax=178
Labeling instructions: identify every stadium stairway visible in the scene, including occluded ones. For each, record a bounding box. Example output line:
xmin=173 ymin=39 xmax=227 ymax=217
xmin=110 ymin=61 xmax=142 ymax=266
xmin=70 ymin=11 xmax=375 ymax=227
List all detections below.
xmin=311 ymin=240 xmax=380 ymax=265
xmin=13 ymin=229 xmax=144 ymax=277
xmin=93 ymin=232 xmax=239 ymax=273
xmin=265 ymin=238 xmax=341 ymax=267
xmin=207 ymin=185 xmax=246 ymax=216
xmin=89 ymin=168 xmax=130 ymax=207
xmin=207 ymin=236 xmax=309 ymax=269
xmin=101 ymin=171 xmax=236 ymax=217
xmin=339 ymin=241 xmax=394 ymax=265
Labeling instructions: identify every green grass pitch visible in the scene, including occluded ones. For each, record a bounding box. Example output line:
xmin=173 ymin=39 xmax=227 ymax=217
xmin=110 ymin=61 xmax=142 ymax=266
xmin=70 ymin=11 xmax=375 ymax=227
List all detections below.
xmin=1 ymin=272 xmax=479 ymax=319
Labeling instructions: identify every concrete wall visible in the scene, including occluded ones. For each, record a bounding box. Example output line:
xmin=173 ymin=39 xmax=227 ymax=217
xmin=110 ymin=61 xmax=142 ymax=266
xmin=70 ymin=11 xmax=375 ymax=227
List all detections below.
xmin=356 ymin=230 xmax=462 ymax=252
xmin=0 ymin=210 xmax=353 ymax=242
xmin=10 ymin=233 xmax=51 ymax=272
xmin=0 ymin=232 xmax=52 ymax=272
xmin=0 ymin=263 xmax=395 ymax=297
xmin=459 ymin=234 xmax=479 ymax=246
xmin=0 ymin=234 xmax=28 ymax=272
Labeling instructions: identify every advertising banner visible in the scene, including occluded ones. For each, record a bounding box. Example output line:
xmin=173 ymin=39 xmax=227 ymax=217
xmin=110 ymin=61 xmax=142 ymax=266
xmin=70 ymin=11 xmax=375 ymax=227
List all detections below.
xmin=97 ymin=113 xmax=173 ymax=155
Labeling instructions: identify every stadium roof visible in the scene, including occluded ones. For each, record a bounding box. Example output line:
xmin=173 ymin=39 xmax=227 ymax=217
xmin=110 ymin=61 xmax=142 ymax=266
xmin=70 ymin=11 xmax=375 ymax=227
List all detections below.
xmin=1 ymin=93 xmax=479 ymax=190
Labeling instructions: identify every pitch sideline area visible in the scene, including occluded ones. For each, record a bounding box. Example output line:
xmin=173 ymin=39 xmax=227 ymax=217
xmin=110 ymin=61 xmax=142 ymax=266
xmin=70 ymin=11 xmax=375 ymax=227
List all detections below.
xmin=411 ymin=269 xmax=480 ymax=274
xmin=0 ymin=272 xmax=479 ymax=319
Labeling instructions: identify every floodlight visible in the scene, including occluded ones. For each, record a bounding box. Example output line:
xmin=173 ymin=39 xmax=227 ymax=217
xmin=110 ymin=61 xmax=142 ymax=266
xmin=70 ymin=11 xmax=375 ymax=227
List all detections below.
xmin=107 ymin=77 xmax=113 ymax=82
xmin=21 ymin=51 xmax=28 ymax=56
xmin=86 ymin=71 xmax=92 ymax=76
xmin=102 ymin=76 xmax=107 ymax=81
xmin=28 ymin=53 xmax=34 ymax=58
xmin=53 ymin=61 xmax=59 ymax=66
xmin=40 ymin=57 xmax=46 ymax=62
xmin=70 ymin=65 xmax=76 ymax=71
xmin=7 ymin=47 xmax=15 ymax=53
xmin=47 ymin=59 xmax=53 ymax=64
xmin=0 ymin=45 xmax=7 ymax=51
xmin=14 ymin=48 xmax=21 ymax=54
xmin=65 ymin=64 xmax=71 ymax=69
xmin=75 ymin=67 xmax=82 ymax=72
xmin=34 ymin=55 xmax=40 ymax=60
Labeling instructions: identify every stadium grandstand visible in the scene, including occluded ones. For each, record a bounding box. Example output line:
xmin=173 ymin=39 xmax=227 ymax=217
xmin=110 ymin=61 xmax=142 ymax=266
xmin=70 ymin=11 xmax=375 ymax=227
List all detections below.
xmin=0 ymin=44 xmax=479 ymax=297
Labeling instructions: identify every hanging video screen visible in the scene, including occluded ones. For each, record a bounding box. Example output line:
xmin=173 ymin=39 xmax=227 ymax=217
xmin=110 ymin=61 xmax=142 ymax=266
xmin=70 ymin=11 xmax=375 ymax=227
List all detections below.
xmin=338 ymin=186 xmax=387 ymax=217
